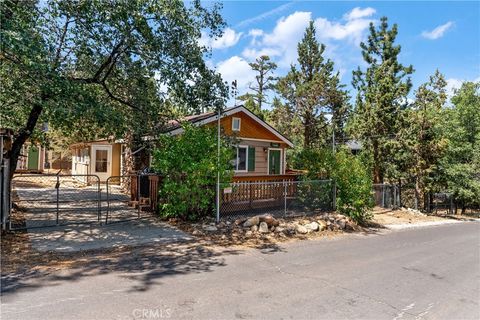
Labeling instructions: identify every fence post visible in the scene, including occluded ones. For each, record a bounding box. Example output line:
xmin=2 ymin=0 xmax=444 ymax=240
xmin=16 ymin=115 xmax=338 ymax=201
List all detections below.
xmin=284 ymin=180 xmax=287 ymax=217
xmin=105 ymin=177 xmax=110 ymax=224
xmin=381 ymin=185 xmax=385 ymax=208
xmin=137 ymin=174 xmax=141 ymax=218
xmin=97 ymin=176 xmax=101 ymax=223
xmin=2 ymin=159 xmax=10 ymax=230
xmin=55 ymin=174 xmax=60 ymax=225
xmin=332 ymin=179 xmax=336 ymax=211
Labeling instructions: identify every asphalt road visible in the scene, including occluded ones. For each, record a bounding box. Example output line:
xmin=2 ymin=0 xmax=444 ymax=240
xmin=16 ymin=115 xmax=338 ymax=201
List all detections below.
xmin=2 ymin=222 xmax=479 ymax=320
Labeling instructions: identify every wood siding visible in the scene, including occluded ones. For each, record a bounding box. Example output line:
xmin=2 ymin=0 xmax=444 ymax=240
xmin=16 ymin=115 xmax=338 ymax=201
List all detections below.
xmin=208 ymin=111 xmax=288 ymax=147
xmin=234 ymin=139 xmax=286 ymax=176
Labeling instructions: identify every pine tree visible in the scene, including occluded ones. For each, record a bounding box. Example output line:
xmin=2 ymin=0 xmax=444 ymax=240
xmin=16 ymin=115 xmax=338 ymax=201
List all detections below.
xmin=238 ymin=55 xmax=277 ymax=118
xmin=352 ymin=17 xmax=414 ymax=183
xmin=405 ymin=71 xmax=448 ymax=210
xmin=277 ymin=21 xmax=349 ymax=149
xmin=440 ymin=82 xmax=480 ymax=213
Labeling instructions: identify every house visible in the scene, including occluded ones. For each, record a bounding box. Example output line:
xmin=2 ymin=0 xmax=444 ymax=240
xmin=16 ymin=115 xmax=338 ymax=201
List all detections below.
xmin=166 ymin=105 xmax=294 ymax=176
xmin=70 ymin=105 xmax=294 ymax=182
xmin=15 ymin=142 xmax=45 ymax=173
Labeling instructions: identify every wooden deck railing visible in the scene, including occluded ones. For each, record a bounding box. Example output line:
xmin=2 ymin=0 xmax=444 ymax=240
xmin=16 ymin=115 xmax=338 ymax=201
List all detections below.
xmin=221 ymin=175 xmax=300 ymax=212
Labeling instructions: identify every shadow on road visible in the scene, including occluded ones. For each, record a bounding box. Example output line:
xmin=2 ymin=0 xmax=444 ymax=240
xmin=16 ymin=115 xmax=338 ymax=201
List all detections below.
xmin=1 ymin=240 xmax=243 ymax=295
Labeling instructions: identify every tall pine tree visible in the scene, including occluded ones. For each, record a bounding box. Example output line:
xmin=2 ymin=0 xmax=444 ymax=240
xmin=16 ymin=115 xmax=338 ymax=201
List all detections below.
xmin=238 ymin=55 xmax=277 ymax=118
xmin=352 ymin=17 xmax=414 ymax=183
xmin=277 ymin=21 xmax=349 ymax=149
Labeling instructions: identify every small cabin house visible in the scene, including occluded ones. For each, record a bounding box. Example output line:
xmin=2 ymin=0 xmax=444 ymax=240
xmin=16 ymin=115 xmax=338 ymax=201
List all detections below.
xmin=70 ymin=105 xmax=295 ymax=182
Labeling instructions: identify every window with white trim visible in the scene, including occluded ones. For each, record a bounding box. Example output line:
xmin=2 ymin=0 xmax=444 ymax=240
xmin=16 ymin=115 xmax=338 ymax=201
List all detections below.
xmin=233 ymin=145 xmax=248 ymax=172
xmin=232 ymin=117 xmax=241 ymax=131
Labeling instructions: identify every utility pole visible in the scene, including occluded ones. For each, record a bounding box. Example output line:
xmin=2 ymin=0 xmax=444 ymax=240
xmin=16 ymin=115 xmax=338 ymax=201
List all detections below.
xmin=216 ymin=108 xmax=221 ymax=223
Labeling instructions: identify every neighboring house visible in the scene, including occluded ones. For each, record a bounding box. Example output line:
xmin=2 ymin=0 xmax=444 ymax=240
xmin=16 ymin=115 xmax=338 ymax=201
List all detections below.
xmin=70 ymin=105 xmax=294 ymax=182
xmin=70 ymin=140 xmax=123 ymax=182
xmin=16 ymin=143 xmax=45 ymax=173
xmin=345 ymin=139 xmax=362 ymax=155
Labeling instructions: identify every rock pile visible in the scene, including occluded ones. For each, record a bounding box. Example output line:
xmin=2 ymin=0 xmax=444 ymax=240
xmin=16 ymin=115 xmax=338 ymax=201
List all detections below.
xmin=226 ymin=213 xmax=355 ymax=237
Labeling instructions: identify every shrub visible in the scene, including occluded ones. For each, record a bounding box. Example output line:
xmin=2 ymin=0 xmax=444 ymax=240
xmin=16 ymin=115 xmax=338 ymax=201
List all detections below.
xmin=295 ymin=147 xmax=374 ymax=223
xmin=151 ymin=124 xmax=234 ymax=220
xmin=333 ymin=150 xmax=374 ymax=224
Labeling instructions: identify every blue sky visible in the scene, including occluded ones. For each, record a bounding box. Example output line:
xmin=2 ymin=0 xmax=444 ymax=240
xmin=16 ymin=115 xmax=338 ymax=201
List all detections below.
xmin=200 ymin=1 xmax=480 ymax=106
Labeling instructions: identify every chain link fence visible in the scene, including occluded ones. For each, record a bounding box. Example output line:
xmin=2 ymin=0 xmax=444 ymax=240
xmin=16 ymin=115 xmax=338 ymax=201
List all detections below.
xmin=219 ymin=179 xmax=334 ymax=220
xmin=372 ymin=184 xmax=400 ymax=209
xmin=10 ymin=174 xmax=101 ymax=229
xmin=105 ymin=175 xmax=155 ymax=224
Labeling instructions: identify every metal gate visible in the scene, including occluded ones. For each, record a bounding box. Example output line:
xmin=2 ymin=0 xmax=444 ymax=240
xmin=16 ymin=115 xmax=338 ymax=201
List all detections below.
xmin=9 ymin=174 xmax=101 ymax=230
xmin=105 ymin=175 xmax=157 ymax=224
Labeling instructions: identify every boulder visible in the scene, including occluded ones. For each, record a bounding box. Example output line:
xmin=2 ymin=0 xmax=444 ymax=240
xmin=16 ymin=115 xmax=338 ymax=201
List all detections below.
xmin=192 ymin=230 xmax=202 ymax=236
xmin=285 ymin=223 xmax=296 ymax=233
xmin=335 ymin=219 xmax=346 ymax=230
xmin=317 ymin=220 xmax=327 ymax=231
xmin=250 ymin=225 xmax=258 ymax=232
xmin=305 ymin=222 xmax=319 ymax=232
xmin=203 ymin=225 xmax=217 ymax=232
xmin=217 ymin=222 xmax=226 ymax=229
xmin=245 ymin=231 xmax=253 ymax=237
xmin=259 ymin=214 xmax=280 ymax=227
xmin=243 ymin=216 xmax=260 ymax=227
xmin=295 ymin=224 xmax=308 ymax=234
xmin=274 ymin=226 xmax=285 ymax=233
xmin=258 ymin=222 xmax=269 ymax=233
xmin=234 ymin=218 xmax=246 ymax=225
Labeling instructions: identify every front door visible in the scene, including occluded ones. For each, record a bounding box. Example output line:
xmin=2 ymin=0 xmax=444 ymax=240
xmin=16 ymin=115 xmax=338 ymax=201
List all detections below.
xmin=91 ymin=145 xmax=112 ymax=181
xmin=27 ymin=146 xmax=39 ymax=170
xmin=268 ymin=149 xmax=281 ymax=175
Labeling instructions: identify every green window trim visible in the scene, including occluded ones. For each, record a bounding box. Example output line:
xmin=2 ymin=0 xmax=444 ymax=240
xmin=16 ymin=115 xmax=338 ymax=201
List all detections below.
xmin=248 ymin=146 xmax=255 ymax=172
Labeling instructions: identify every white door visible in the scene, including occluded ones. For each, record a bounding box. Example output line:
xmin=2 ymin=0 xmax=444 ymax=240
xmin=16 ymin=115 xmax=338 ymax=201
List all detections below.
xmin=91 ymin=145 xmax=112 ymax=181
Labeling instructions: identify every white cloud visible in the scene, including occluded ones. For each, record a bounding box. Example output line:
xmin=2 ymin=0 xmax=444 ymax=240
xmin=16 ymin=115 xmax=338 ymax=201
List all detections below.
xmin=216 ymin=56 xmax=255 ymax=91
xmin=343 ymin=7 xmax=376 ymax=21
xmin=248 ymin=29 xmax=264 ymax=45
xmin=421 ymin=21 xmax=454 ymax=40
xmin=242 ymin=47 xmax=282 ymax=60
xmin=241 ymin=8 xmax=375 ymax=68
xmin=445 ymin=76 xmax=480 ymax=98
xmin=252 ymin=11 xmax=312 ymax=66
xmin=200 ymin=28 xmax=242 ymax=50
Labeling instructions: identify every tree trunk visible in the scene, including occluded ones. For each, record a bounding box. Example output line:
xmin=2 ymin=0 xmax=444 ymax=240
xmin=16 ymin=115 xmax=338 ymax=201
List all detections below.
xmin=414 ymin=177 xmax=421 ymax=210
xmin=6 ymin=102 xmax=44 ymax=180
xmin=372 ymin=140 xmax=382 ymax=183
xmin=398 ymin=179 xmax=402 ymax=208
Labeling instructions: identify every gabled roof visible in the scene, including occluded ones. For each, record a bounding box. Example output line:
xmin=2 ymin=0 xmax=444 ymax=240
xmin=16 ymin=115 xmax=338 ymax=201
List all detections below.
xmin=166 ymin=105 xmax=294 ymax=147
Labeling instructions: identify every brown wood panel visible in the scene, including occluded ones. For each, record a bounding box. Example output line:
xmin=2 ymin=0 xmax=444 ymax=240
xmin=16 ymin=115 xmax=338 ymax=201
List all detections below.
xmin=208 ymin=111 xmax=287 ymax=145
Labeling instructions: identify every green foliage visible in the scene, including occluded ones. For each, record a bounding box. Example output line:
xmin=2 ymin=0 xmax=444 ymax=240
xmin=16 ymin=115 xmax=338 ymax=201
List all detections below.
xmin=276 ymin=21 xmax=350 ymax=149
xmin=333 ymin=150 xmax=374 ymax=223
xmin=151 ymin=125 xmax=234 ymax=220
xmin=351 ymin=17 xmax=414 ymax=183
xmin=293 ymin=148 xmax=335 ymax=180
xmin=392 ymin=71 xmax=449 ymax=209
xmin=440 ymin=82 xmax=480 ymax=209
xmin=293 ymin=147 xmax=373 ymax=223
xmin=1 ymin=0 xmax=228 ymax=175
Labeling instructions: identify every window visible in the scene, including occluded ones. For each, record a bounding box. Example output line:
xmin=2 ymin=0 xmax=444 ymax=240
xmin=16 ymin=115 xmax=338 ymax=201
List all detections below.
xmin=233 ymin=145 xmax=248 ymax=172
xmin=95 ymin=149 xmax=108 ymax=172
xmin=232 ymin=117 xmax=241 ymax=131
